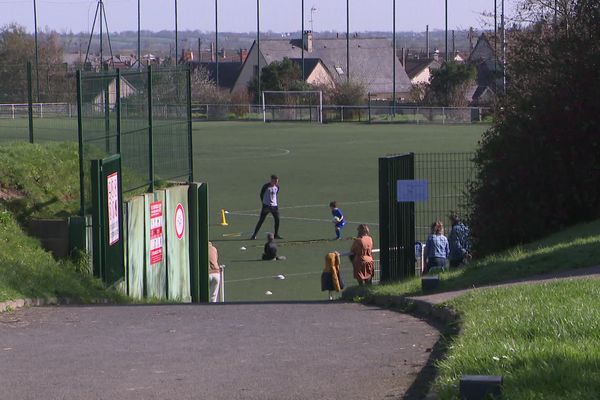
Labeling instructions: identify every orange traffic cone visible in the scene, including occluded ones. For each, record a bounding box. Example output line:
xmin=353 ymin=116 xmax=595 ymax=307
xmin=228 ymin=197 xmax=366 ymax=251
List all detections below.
xmin=220 ymin=209 xmax=229 ymax=226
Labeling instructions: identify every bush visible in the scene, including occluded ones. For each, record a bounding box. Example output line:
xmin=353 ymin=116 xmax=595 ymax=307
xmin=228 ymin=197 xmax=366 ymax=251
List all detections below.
xmin=468 ymin=1 xmax=600 ymax=255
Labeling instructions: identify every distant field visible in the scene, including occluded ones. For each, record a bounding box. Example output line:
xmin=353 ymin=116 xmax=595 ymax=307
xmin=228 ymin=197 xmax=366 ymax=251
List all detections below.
xmin=191 ymin=121 xmax=484 ymax=301
xmin=0 ymin=118 xmax=485 ymax=301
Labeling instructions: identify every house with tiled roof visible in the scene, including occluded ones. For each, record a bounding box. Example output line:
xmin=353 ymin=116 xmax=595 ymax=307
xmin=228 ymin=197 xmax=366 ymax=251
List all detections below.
xmin=403 ymin=50 xmax=442 ymax=85
xmin=232 ymin=31 xmax=412 ymax=100
xmin=467 ymin=33 xmax=502 ymax=104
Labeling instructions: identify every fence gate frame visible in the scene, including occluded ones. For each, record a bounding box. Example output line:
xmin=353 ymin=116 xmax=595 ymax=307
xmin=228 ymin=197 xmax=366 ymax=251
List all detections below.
xmin=378 ymin=153 xmax=416 ymax=282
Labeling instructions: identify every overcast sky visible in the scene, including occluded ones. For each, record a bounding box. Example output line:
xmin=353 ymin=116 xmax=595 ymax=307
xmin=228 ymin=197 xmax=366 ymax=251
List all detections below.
xmin=1 ymin=0 xmax=516 ymax=34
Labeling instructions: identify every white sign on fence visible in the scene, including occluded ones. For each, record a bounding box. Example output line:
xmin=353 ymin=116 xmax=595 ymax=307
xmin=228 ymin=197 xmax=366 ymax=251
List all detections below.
xmin=107 ymin=172 xmax=120 ymax=245
xmin=397 ymin=180 xmax=429 ymax=202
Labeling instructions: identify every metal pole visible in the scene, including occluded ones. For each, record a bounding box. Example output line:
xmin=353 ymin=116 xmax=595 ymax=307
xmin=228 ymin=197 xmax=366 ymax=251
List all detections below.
xmin=76 ymin=70 xmax=85 ymax=216
xmin=257 ymin=0 xmax=261 ymax=103
xmin=392 ymin=0 xmax=396 ymax=114
xmin=445 ymin=0 xmax=448 ymax=62
xmin=494 ymin=0 xmax=497 ymax=81
xmin=116 ymin=68 xmax=121 ymax=154
xmin=148 ymin=66 xmax=154 ymax=192
xmin=501 ymin=0 xmax=506 ymax=93
xmin=137 ymin=0 xmax=141 ymax=70
xmin=301 ymin=0 xmax=305 ymax=80
xmin=346 ymin=0 xmax=349 ymax=82
xmin=186 ymin=66 xmax=194 ymax=182
xmin=27 ymin=61 xmax=34 ymax=143
xmin=100 ymin=0 xmax=103 ymax=65
xmin=175 ymin=0 xmax=178 ymax=64
xmin=33 ymin=0 xmax=40 ymax=102
xmin=215 ymin=0 xmax=219 ymax=86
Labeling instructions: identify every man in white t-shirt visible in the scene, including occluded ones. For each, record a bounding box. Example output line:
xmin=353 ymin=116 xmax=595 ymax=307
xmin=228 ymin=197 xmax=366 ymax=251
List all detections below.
xmin=250 ymin=175 xmax=282 ymax=240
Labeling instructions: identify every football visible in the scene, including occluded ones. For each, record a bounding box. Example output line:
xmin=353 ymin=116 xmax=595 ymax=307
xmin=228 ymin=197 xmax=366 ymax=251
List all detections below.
xmin=333 ymin=216 xmax=341 ymax=223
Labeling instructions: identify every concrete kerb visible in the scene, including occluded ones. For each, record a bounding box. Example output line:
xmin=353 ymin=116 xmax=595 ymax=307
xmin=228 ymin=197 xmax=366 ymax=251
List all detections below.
xmin=0 ymin=297 xmax=113 ymax=313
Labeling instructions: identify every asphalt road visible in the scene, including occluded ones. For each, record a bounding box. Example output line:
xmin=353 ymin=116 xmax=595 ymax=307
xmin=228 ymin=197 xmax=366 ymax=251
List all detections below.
xmin=0 ymin=302 xmax=440 ymax=400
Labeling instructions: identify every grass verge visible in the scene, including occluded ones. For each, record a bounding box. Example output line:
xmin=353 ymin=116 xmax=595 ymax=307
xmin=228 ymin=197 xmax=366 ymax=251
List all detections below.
xmin=343 ymin=218 xmax=600 ymax=300
xmin=0 ymin=208 xmax=125 ymax=303
xmin=435 ymin=279 xmax=600 ymax=399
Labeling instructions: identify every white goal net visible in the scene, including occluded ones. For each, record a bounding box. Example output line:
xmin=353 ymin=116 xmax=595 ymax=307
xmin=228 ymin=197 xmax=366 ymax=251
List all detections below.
xmin=261 ymin=91 xmax=323 ymax=123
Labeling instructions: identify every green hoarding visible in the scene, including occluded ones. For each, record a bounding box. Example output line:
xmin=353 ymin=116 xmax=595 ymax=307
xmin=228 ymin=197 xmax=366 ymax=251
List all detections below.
xmin=126 ymin=196 xmax=145 ymax=299
xmin=166 ymin=185 xmax=191 ymax=302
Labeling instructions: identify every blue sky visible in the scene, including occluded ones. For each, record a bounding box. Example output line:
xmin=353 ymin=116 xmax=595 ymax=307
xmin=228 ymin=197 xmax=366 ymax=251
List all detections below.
xmin=1 ymin=0 xmax=516 ymax=34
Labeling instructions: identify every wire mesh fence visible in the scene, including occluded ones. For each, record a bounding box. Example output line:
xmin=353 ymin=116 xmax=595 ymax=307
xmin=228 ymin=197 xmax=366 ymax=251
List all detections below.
xmin=414 ymin=152 xmax=476 ymax=243
xmin=191 ymin=103 xmax=490 ymax=124
xmin=77 ymin=66 xmax=193 ymax=214
xmin=0 ymin=62 xmax=78 ymax=143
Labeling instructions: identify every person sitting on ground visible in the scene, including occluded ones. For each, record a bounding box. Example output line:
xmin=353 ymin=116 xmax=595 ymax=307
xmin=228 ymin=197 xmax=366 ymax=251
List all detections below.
xmin=262 ymin=233 xmax=286 ymax=261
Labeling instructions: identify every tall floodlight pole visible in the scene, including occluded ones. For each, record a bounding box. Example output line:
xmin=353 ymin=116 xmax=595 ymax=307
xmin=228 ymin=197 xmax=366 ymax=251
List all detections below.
xmin=33 ymin=0 xmax=40 ymax=101
xmin=215 ymin=0 xmax=219 ymax=86
xmin=392 ymin=0 xmax=396 ymax=112
xmin=445 ymin=0 xmax=448 ymax=62
xmin=175 ymin=0 xmax=178 ymax=64
xmin=301 ymin=0 xmax=304 ymax=80
xmin=494 ymin=0 xmax=497 ymax=76
xmin=137 ymin=0 xmax=141 ymax=69
xmin=501 ymin=0 xmax=506 ymax=93
xmin=257 ymin=0 xmax=261 ymax=103
xmin=346 ymin=0 xmax=349 ymax=82
xmin=99 ymin=0 xmax=103 ymax=64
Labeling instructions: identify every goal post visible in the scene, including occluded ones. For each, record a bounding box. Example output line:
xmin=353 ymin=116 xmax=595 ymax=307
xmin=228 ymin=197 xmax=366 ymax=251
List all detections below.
xmin=261 ymin=90 xmax=323 ymax=123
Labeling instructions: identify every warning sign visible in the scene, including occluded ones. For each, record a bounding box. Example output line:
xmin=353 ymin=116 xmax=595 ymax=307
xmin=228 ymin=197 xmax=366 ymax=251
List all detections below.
xmin=150 ymin=201 xmax=163 ymax=265
xmin=175 ymin=203 xmax=185 ymax=239
xmin=107 ymin=172 xmax=120 ymax=245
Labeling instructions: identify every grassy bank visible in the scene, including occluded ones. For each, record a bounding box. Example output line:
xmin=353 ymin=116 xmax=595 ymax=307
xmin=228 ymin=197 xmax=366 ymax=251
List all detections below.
xmin=344 ymin=218 xmax=600 ymax=300
xmin=0 ymin=142 xmax=124 ymax=304
xmin=436 ymin=280 xmax=600 ymax=399
xmin=0 ymin=208 xmax=124 ymax=303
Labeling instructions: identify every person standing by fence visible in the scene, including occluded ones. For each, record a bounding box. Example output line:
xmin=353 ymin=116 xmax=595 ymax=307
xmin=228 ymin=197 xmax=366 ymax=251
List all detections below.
xmin=251 ymin=175 xmax=281 ymax=240
xmin=208 ymin=242 xmax=222 ymax=302
xmin=448 ymin=212 xmax=471 ymax=268
xmin=350 ymin=224 xmax=374 ymax=285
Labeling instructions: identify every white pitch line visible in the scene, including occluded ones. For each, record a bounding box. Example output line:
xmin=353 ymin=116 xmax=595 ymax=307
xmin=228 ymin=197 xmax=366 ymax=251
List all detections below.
xmin=196 ymin=147 xmax=291 ymax=160
xmin=232 ymin=199 xmax=378 ymax=214
xmin=228 ymin=211 xmax=379 ymax=227
xmin=225 ymin=268 xmax=353 ymax=283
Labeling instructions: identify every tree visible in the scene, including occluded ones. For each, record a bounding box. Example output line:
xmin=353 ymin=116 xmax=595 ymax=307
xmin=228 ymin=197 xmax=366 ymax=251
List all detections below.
xmin=425 ymin=61 xmax=476 ymax=107
xmin=467 ymin=0 xmax=600 ymax=255
xmin=0 ymin=23 xmax=65 ymax=102
xmin=190 ymin=65 xmax=230 ymax=104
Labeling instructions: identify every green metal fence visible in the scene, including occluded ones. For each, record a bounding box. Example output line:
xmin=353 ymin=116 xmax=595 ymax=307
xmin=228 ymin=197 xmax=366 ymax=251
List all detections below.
xmin=76 ymin=66 xmax=193 ymax=215
xmin=379 ymin=152 xmax=476 ymax=282
xmin=0 ymin=62 xmax=78 ymax=143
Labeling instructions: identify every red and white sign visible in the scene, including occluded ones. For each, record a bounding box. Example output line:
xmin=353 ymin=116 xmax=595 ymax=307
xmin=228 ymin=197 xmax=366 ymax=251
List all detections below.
xmin=107 ymin=172 xmax=119 ymax=246
xmin=175 ymin=203 xmax=185 ymax=240
xmin=149 ymin=201 xmax=163 ymax=265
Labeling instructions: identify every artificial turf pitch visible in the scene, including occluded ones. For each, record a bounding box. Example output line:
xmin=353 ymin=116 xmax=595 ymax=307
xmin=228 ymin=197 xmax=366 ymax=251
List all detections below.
xmin=192 ymin=122 xmax=484 ymax=301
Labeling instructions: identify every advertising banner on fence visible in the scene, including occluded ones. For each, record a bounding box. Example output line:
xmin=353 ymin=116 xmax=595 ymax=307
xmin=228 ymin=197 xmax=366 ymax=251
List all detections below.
xmin=107 ymin=172 xmax=120 ymax=246
xmin=166 ymin=185 xmax=191 ymax=302
xmin=145 ymin=191 xmax=167 ymax=299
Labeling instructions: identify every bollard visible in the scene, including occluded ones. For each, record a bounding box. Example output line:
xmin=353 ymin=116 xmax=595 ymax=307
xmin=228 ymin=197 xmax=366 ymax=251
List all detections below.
xmin=460 ymin=375 xmax=503 ymax=399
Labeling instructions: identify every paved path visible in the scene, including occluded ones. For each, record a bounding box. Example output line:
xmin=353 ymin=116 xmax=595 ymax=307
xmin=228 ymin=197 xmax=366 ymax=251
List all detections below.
xmin=0 ymin=302 xmax=440 ymax=400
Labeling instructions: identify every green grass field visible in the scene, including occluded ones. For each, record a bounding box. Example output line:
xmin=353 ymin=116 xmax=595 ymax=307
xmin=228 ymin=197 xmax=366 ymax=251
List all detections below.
xmin=191 ymin=121 xmax=484 ymax=301
xmin=0 ymin=119 xmax=485 ymax=301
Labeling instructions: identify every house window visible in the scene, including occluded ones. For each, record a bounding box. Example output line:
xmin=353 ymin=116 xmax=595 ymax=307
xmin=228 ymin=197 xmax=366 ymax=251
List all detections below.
xmin=335 ymin=66 xmax=344 ymax=75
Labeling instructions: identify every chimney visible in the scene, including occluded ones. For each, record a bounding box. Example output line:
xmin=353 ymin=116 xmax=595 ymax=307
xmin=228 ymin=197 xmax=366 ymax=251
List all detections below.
xmin=239 ymin=48 xmax=249 ymax=63
xmin=303 ymin=30 xmax=313 ymax=53
xmin=426 ymin=25 xmax=430 ymax=58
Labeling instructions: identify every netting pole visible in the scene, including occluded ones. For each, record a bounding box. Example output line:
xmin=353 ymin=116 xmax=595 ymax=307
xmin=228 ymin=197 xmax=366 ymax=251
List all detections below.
xmin=147 ymin=66 xmax=154 ymax=192
xmin=104 ymin=65 xmax=110 ymax=153
xmin=187 ymin=66 xmax=194 ymax=182
xmin=27 ymin=61 xmax=34 ymax=143
xmin=76 ymin=70 xmax=85 ymax=216
xmin=116 ymin=68 xmax=121 ymax=154
xmin=262 ymin=91 xmax=266 ymax=123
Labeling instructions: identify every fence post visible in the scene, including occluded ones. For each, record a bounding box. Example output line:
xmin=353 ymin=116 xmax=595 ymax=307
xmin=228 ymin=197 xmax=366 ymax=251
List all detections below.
xmin=27 ymin=61 xmax=34 ymax=143
xmin=104 ymin=65 xmax=110 ymax=153
xmin=368 ymin=92 xmax=372 ymax=123
xmin=186 ymin=66 xmax=194 ymax=182
xmin=116 ymin=69 xmax=121 ymax=154
xmin=76 ymin=70 xmax=85 ymax=216
xmin=147 ymin=66 xmax=154 ymax=192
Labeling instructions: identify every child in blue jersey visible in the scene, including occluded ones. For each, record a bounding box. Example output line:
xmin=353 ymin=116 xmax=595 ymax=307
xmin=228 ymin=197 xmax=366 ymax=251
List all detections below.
xmin=329 ymin=201 xmax=347 ymax=240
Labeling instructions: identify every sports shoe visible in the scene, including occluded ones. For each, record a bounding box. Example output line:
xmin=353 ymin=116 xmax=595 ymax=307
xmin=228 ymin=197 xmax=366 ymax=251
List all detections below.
xmin=274 ymin=235 xmax=283 ymax=240
xmin=250 ymin=234 xmax=256 ymax=240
